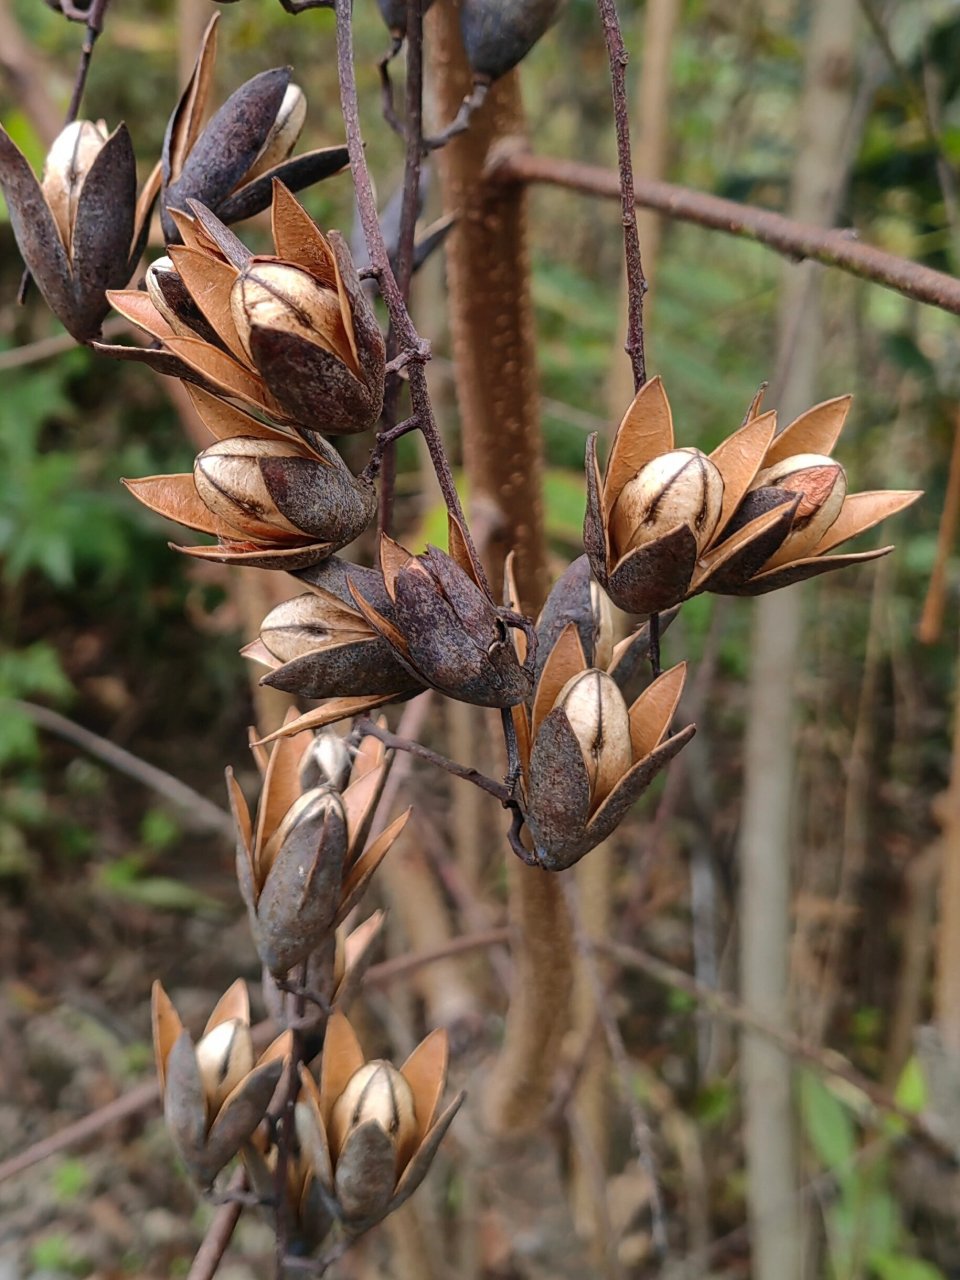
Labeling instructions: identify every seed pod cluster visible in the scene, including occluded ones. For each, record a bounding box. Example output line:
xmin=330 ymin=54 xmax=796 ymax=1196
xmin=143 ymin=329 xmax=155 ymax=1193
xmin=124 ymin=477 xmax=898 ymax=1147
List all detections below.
xmin=584 ymin=376 xmax=921 ymax=612
xmin=112 ymin=185 xmax=386 ymax=568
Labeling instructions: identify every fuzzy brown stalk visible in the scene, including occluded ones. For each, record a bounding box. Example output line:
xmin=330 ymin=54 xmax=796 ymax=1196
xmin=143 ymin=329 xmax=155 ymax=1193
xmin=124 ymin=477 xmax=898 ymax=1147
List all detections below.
xmin=425 ymin=0 xmax=572 ymax=1138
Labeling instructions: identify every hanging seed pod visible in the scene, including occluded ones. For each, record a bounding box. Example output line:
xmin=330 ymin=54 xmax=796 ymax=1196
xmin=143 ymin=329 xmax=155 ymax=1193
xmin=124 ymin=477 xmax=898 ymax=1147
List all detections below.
xmin=460 ymin=0 xmax=562 ymax=84
xmin=431 ymin=0 xmax=562 ymax=144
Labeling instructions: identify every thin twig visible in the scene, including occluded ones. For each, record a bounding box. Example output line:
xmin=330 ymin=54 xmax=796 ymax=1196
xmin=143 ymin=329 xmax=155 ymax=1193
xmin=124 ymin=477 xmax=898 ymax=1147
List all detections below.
xmin=376 ymin=0 xmax=426 ymax=536
xmin=486 ymin=149 xmax=960 ymax=315
xmin=64 ymin=0 xmax=110 ymax=123
xmin=334 ymin=0 xmax=490 ymax=592
xmin=186 ymin=1168 xmax=248 ymax=1280
xmin=6 ymin=700 xmax=235 ymax=837
xmin=595 ymin=0 xmax=647 ymax=392
xmin=355 ymin=715 xmax=513 ymax=804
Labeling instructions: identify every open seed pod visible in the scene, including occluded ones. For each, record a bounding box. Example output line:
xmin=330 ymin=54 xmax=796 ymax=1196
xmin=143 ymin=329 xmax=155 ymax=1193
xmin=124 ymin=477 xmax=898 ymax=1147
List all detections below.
xmin=509 ymin=617 xmax=694 ymax=870
xmin=123 ymin=392 xmax=375 ymax=570
xmin=585 ymin=377 xmax=920 ymax=613
xmin=161 ymin=14 xmax=348 ymax=241
xmin=100 ymin=183 xmax=385 ymax=435
xmin=0 ymin=119 xmax=159 ymax=341
xmin=707 ymin=393 xmax=922 ymax=595
xmin=227 ymin=711 xmax=409 ymax=976
xmin=295 ymin=1012 xmax=464 ymax=1231
xmin=152 ymin=979 xmax=290 ymax=1187
xmin=243 ymin=557 xmax=427 ymax=732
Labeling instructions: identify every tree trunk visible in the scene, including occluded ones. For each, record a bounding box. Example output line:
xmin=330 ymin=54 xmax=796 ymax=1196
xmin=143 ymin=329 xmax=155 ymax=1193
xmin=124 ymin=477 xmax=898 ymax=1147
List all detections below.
xmin=737 ymin=3 xmax=858 ymax=1278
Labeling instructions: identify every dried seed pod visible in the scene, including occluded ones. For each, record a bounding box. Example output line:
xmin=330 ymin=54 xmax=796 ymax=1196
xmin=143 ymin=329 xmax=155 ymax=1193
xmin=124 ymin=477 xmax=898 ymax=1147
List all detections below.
xmin=584 ymin=377 xmax=921 ymax=611
xmin=512 ymin=623 xmax=694 ymax=869
xmin=193 ymin=436 xmax=375 ymax=545
xmin=706 ymin=393 xmax=922 ymax=596
xmin=0 ymin=119 xmax=159 ymax=341
xmin=460 ymin=0 xmax=562 ymax=84
xmin=295 ymin=1012 xmax=464 ymax=1231
xmin=608 ymin=447 xmax=724 ymax=558
xmin=227 ymin=713 xmax=410 ymax=976
xmin=152 ymin=979 xmax=290 ymax=1186
xmin=103 ymin=185 xmax=385 ymax=436
xmin=349 ymin=522 xmax=533 ymax=709
xmin=161 ymin=15 xmax=347 ymax=241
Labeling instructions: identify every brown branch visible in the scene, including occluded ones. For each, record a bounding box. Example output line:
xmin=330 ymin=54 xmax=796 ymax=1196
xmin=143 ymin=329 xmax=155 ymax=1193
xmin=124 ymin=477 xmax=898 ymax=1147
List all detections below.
xmin=186 ymin=1168 xmax=247 ymax=1280
xmin=595 ymin=0 xmax=646 ymax=390
xmin=487 ymin=148 xmax=960 ymax=315
xmin=0 ymin=1078 xmax=160 ymax=1185
xmin=6 ymin=700 xmax=235 ymax=838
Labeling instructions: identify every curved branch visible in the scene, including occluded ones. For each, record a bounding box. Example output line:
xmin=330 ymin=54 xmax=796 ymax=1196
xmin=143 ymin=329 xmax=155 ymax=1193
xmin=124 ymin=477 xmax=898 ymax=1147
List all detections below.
xmin=487 ymin=148 xmax=960 ymax=315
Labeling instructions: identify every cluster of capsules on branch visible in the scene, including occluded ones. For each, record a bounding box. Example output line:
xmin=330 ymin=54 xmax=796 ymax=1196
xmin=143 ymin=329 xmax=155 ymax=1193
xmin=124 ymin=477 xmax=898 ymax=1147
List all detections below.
xmin=0 ymin=0 xmax=922 ymax=1251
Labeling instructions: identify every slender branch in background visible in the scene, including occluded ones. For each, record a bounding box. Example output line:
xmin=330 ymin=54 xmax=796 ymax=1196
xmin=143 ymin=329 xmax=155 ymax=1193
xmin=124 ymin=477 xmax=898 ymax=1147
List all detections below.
xmin=6 ymin=700 xmax=234 ymax=837
xmin=486 ymin=150 xmax=960 ymax=315
xmin=186 ymin=1168 xmax=248 ymax=1280
xmin=563 ymin=881 xmax=668 ymax=1257
xmin=595 ymin=0 xmax=646 ymax=392
xmin=334 ymin=0 xmax=489 ymax=591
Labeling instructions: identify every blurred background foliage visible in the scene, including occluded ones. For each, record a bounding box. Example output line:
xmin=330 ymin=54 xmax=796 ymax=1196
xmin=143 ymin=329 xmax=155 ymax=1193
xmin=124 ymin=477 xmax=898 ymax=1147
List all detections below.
xmin=0 ymin=0 xmax=958 ymax=1276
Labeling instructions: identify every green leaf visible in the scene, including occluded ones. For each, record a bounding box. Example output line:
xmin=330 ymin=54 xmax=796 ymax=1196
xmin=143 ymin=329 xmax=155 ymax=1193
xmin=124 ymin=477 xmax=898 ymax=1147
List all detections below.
xmin=800 ymin=1071 xmax=858 ymax=1169
xmin=871 ymin=1256 xmax=945 ymax=1280
xmin=894 ymin=1056 xmax=928 ymax=1115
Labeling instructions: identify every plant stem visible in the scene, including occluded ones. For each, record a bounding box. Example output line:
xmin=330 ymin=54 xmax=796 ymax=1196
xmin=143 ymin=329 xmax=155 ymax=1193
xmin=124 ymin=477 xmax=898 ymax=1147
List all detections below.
xmin=187 ymin=1169 xmax=247 ymax=1280
xmin=334 ymin=0 xmax=490 ymax=593
xmin=355 ymin=716 xmax=513 ymax=803
xmin=595 ymin=0 xmax=646 ymax=392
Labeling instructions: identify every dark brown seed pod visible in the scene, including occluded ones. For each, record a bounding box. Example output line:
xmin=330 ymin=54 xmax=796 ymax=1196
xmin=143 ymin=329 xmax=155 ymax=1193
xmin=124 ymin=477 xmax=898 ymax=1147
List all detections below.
xmin=161 ymin=15 xmax=348 ymax=242
xmin=460 ymin=0 xmax=562 ymax=83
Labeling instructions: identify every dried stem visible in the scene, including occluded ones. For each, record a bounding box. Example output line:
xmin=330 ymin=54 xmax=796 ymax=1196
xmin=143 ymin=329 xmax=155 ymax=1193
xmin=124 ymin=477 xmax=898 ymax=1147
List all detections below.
xmin=355 ymin=715 xmax=513 ymax=804
xmin=334 ymin=0 xmax=489 ymax=592
xmin=595 ymin=0 xmax=647 ymax=392
xmin=186 ymin=1168 xmax=247 ymax=1280
xmin=564 ymin=881 xmax=668 ymax=1257
xmin=486 ymin=149 xmax=960 ymax=316
xmin=376 ymin=0 xmax=426 ymax=535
